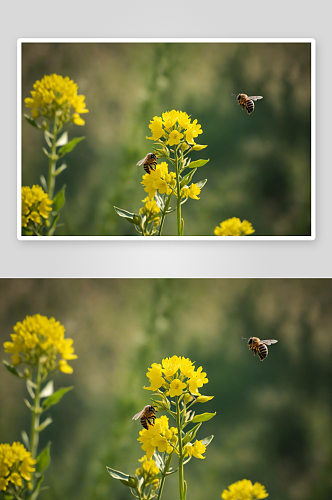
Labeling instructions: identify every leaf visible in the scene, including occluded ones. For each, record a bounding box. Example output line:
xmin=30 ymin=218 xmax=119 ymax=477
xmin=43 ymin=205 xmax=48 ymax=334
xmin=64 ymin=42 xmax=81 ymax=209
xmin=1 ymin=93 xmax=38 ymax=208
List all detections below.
xmin=40 ymin=175 xmax=48 ymax=191
xmin=31 ymin=476 xmax=44 ymax=500
xmin=26 ymin=379 xmax=35 ymax=399
xmin=37 ymin=417 xmax=52 ymax=432
xmin=201 ymin=435 xmax=214 ymax=447
xmin=58 ymin=136 xmax=85 ymax=157
xmin=44 ymin=131 xmax=52 ymax=148
xmin=114 ymin=207 xmax=141 ymax=225
xmin=2 ymin=360 xmax=24 ymax=378
xmin=54 ymin=164 xmax=67 ymax=176
xmin=42 ymin=386 xmax=73 ymax=410
xmin=196 ymin=179 xmax=207 ymax=189
xmin=187 ymin=159 xmax=210 ymax=169
xmin=52 ymin=185 xmax=66 ymax=213
xmin=36 ymin=442 xmax=51 ymax=473
xmin=154 ymin=192 xmax=165 ymax=211
xmin=153 ymin=451 xmax=164 ymax=471
xmin=191 ymin=412 xmax=216 ymax=423
xmin=21 ymin=430 xmax=30 ymax=450
xmin=24 ymin=114 xmax=42 ymax=129
xmin=47 ymin=214 xmax=60 ymax=236
xmin=56 ymin=131 xmax=68 ymax=147
xmin=40 ymin=380 xmax=54 ymax=399
xmin=42 ymin=147 xmax=51 ymax=158
xmin=182 ymin=423 xmax=202 ymax=445
xmin=106 ymin=467 xmax=137 ymax=488
xmin=180 ymin=168 xmax=197 ymax=187
xmin=24 ymin=399 xmax=33 ymax=411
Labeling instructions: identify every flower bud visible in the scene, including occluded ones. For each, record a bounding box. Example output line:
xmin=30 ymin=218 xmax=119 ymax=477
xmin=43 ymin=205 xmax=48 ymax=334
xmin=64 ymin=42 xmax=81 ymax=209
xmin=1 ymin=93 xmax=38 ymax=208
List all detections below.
xmin=196 ymin=395 xmax=214 ymax=403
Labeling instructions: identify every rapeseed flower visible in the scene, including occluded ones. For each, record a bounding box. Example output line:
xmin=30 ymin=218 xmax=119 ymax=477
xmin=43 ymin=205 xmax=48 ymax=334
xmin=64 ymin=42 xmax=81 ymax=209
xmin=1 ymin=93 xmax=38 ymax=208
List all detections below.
xmin=139 ymin=197 xmax=160 ymax=222
xmin=221 ymin=479 xmax=269 ymax=500
xmin=0 ymin=442 xmax=36 ymax=492
xmin=21 ymin=185 xmax=53 ymax=230
xmin=137 ymin=416 xmax=178 ymax=458
xmin=146 ymin=110 xmax=203 ymax=147
xmin=3 ymin=314 xmax=77 ymax=375
xmin=141 ymin=162 xmax=176 ymax=199
xmin=184 ymin=440 xmax=206 ymax=459
xmin=25 ymin=74 xmax=88 ymax=127
xmin=214 ymin=217 xmax=255 ymax=236
xmin=181 ymin=183 xmax=201 ymax=200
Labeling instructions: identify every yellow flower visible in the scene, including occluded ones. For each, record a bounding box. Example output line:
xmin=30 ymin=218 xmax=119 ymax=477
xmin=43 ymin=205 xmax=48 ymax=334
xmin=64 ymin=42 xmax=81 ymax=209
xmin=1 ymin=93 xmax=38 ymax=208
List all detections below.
xmin=146 ymin=116 xmax=164 ymax=141
xmin=221 ymin=479 xmax=269 ymax=500
xmin=135 ymin=455 xmax=159 ymax=477
xmin=137 ymin=416 xmax=177 ymax=458
xmin=168 ymin=378 xmax=187 ymax=397
xmin=178 ymin=357 xmax=195 ymax=378
xmin=25 ymin=73 xmax=88 ymax=127
xmin=21 ymin=185 xmax=53 ymax=230
xmin=0 ymin=443 xmax=36 ymax=492
xmin=144 ymin=363 xmax=164 ymax=391
xmin=188 ymin=366 xmax=208 ymax=396
xmin=167 ymin=130 xmax=184 ymax=146
xmin=185 ymin=119 xmax=203 ymax=144
xmin=214 ymin=217 xmax=255 ymax=236
xmin=181 ymin=183 xmax=201 ymax=200
xmin=162 ymin=355 xmax=181 ymax=378
xmin=184 ymin=440 xmax=206 ymax=459
xmin=4 ymin=314 xmax=77 ymax=375
xmin=162 ymin=110 xmax=179 ymax=130
xmin=141 ymin=163 xmax=176 ymax=199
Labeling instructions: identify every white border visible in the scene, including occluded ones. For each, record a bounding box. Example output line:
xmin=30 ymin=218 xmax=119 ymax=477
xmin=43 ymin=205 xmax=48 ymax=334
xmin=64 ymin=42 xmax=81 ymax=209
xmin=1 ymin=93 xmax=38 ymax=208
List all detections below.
xmin=17 ymin=38 xmax=316 ymax=241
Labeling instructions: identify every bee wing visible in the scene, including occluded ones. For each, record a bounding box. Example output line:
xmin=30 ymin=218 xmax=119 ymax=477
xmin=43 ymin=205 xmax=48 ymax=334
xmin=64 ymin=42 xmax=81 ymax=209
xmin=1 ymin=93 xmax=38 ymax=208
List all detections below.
xmin=136 ymin=158 xmax=145 ymax=167
xmin=261 ymin=339 xmax=278 ymax=345
xmin=248 ymin=96 xmax=263 ymax=101
xmin=132 ymin=409 xmax=144 ymax=420
xmin=231 ymin=93 xmax=238 ymax=97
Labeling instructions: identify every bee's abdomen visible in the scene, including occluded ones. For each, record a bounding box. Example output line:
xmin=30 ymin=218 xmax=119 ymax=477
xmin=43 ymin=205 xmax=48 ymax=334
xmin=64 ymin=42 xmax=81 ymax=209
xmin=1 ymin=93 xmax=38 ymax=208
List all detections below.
xmin=140 ymin=418 xmax=148 ymax=429
xmin=143 ymin=161 xmax=157 ymax=175
xmin=246 ymin=100 xmax=254 ymax=114
xmin=258 ymin=344 xmax=268 ymax=361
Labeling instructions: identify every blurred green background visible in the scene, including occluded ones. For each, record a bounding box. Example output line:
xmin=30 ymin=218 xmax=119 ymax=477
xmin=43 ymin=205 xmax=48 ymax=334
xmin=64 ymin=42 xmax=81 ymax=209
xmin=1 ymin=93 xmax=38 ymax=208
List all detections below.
xmin=21 ymin=42 xmax=312 ymax=236
xmin=1 ymin=279 xmax=331 ymax=500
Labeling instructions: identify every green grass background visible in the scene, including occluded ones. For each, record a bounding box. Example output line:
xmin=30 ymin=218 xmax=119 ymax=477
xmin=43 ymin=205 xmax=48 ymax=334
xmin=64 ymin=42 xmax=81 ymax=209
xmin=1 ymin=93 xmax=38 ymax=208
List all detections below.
xmin=1 ymin=278 xmax=331 ymax=500
xmin=21 ymin=42 xmax=311 ymax=236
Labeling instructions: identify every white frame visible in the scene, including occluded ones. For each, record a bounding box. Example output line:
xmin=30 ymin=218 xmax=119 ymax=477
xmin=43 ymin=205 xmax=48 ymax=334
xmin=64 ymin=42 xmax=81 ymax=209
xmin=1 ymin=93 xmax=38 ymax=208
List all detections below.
xmin=17 ymin=38 xmax=316 ymax=241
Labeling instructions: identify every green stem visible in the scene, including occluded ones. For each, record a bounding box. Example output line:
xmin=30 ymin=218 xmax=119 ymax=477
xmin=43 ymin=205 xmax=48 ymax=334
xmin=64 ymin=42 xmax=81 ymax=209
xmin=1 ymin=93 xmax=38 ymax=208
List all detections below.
xmin=156 ymin=451 xmax=174 ymax=500
xmin=176 ymin=396 xmax=185 ymax=500
xmin=174 ymin=147 xmax=183 ymax=236
xmin=30 ymin=359 xmax=42 ymax=464
xmin=158 ymin=194 xmax=172 ymax=236
xmin=47 ymin=118 xmax=58 ymax=200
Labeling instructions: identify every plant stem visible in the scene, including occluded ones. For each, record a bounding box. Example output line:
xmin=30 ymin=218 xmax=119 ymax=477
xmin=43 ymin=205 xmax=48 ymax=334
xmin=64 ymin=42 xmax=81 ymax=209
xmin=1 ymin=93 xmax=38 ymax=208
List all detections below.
xmin=158 ymin=195 xmax=172 ymax=236
xmin=174 ymin=147 xmax=183 ymax=236
xmin=156 ymin=451 xmax=174 ymax=500
xmin=30 ymin=359 xmax=42 ymax=462
xmin=47 ymin=118 xmax=58 ymax=200
xmin=175 ymin=397 xmax=185 ymax=500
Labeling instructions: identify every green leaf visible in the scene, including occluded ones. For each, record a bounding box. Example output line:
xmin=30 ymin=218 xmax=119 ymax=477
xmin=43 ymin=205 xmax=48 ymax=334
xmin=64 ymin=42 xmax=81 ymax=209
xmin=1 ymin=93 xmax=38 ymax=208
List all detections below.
xmin=44 ymin=131 xmax=52 ymax=148
xmin=183 ymin=423 xmax=202 ymax=445
xmin=2 ymin=360 xmax=24 ymax=378
xmin=39 ymin=380 xmax=54 ymax=399
xmin=154 ymin=192 xmax=165 ymax=211
xmin=58 ymin=136 xmax=85 ymax=157
xmin=114 ymin=207 xmax=141 ymax=225
xmin=21 ymin=430 xmax=30 ymax=450
xmin=56 ymin=131 xmax=68 ymax=147
xmin=52 ymin=185 xmax=66 ymax=213
xmin=191 ymin=412 xmax=216 ymax=423
xmin=196 ymin=179 xmax=207 ymax=189
xmin=24 ymin=114 xmax=42 ymax=129
xmin=201 ymin=435 xmax=214 ymax=447
xmin=42 ymin=386 xmax=73 ymax=410
xmin=36 ymin=442 xmax=51 ymax=473
xmin=24 ymin=399 xmax=33 ymax=411
xmin=54 ymin=164 xmax=67 ymax=176
xmin=187 ymin=159 xmax=210 ymax=169
xmin=106 ymin=467 xmax=137 ymax=488
xmin=31 ymin=475 xmax=44 ymax=500
xmin=37 ymin=417 xmax=52 ymax=432
xmin=47 ymin=214 xmax=60 ymax=236
xmin=180 ymin=168 xmax=197 ymax=187
xmin=42 ymin=147 xmax=51 ymax=158
xmin=26 ymin=379 xmax=35 ymax=399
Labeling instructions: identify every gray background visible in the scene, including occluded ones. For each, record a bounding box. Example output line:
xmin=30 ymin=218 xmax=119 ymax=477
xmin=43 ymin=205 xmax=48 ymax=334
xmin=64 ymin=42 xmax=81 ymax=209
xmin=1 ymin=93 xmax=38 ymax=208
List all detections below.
xmin=2 ymin=0 xmax=331 ymax=277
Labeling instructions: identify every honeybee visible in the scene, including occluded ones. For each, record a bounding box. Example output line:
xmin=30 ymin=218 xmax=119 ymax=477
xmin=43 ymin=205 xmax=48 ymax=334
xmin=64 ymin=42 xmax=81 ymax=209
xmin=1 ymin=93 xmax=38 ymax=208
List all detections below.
xmin=231 ymin=93 xmax=263 ymax=115
xmin=243 ymin=336 xmax=278 ymax=361
xmin=137 ymin=153 xmax=157 ymax=174
xmin=132 ymin=405 xmax=157 ymax=430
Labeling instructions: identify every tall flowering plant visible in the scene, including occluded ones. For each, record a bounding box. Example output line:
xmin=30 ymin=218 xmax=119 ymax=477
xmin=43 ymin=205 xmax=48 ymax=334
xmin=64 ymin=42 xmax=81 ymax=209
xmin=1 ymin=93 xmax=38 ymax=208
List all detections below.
xmin=23 ymin=74 xmax=88 ymax=236
xmin=1 ymin=315 xmax=77 ymax=500
xmin=107 ymin=355 xmax=215 ymax=500
xmin=114 ymin=111 xmax=209 ymax=236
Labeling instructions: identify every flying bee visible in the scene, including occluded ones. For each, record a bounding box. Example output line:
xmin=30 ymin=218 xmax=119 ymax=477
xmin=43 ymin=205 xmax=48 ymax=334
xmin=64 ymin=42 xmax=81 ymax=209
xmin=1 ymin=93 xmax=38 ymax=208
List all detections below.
xmin=137 ymin=153 xmax=157 ymax=174
xmin=242 ymin=336 xmax=278 ymax=361
xmin=132 ymin=405 xmax=157 ymax=430
xmin=231 ymin=93 xmax=263 ymax=115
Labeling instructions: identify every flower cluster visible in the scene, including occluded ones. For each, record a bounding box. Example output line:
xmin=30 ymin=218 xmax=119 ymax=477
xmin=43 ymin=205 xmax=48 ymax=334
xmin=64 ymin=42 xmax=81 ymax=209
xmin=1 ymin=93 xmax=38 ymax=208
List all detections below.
xmin=184 ymin=440 xmax=206 ymax=459
xmin=214 ymin=217 xmax=255 ymax=236
xmin=135 ymin=455 xmax=160 ymax=491
xmin=21 ymin=185 xmax=53 ymax=230
xmin=144 ymin=355 xmax=208 ymax=397
xmin=141 ymin=162 xmax=176 ymax=199
xmin=4 ymin=314 xmax=77 ymax=375
xmin=181 ymin=183 xmax=201 ymax=200
xmin=0 ymin=442 xmax=36 ymax=492
xmin=139 ymin=196 xmax=161 ymax=222
xmin=138 ymin=416 xmax=178 ymax=459
xmin=25 ymin=73 xmax=89 ymax=127
xmin=221 ymin=479 xmax=269 ymax=500
xmin=146 ymin=110 xmax=203 ymax=146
